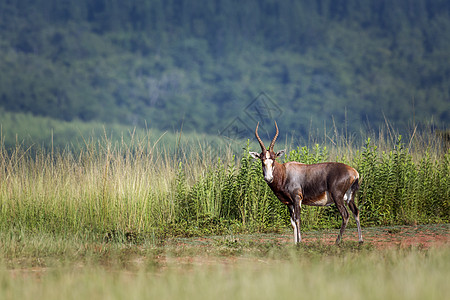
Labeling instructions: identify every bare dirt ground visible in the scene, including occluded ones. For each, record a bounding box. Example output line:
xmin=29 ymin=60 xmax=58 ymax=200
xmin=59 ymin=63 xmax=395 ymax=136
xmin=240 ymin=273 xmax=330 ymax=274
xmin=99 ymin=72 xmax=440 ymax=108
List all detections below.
xmin=169 ymin=224 xmax=449 ymax=250
xmin=156 ymin=224 xmax=449 ymax=270
xmin=300 ymin=224 xmax=449 ymax=249
xmin=5 ymin=224 xmax=449 ymax=279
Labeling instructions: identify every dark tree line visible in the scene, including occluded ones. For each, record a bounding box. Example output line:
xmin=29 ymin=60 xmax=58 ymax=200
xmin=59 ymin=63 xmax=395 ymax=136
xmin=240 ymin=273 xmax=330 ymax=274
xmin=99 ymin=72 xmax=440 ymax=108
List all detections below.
xmin=0 ymin=0 xmax=449 ymax=137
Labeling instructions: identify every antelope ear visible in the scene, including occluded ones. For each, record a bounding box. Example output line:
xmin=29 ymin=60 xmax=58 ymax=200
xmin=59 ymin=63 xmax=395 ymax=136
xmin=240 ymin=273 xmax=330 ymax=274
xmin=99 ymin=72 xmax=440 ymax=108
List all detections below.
xmin=276 ymin=149 xmax=286 ymax=157
xmin=249 ymin=152 xmax=260 ymax=159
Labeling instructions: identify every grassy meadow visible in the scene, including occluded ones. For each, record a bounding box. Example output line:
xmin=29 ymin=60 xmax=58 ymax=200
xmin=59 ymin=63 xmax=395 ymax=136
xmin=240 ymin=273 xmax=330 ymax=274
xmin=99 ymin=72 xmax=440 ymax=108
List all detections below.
xmin=0 ymin=123 xmax=449 ymax=299
xmin=1 ymin=232 xmax=449 ymax=300
xmin=0 ymin=124 xmax=448 ymax=241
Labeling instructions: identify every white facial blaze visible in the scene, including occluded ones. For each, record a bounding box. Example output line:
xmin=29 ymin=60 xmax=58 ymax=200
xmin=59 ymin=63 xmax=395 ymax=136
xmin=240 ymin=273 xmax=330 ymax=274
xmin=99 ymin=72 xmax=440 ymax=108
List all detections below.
xmin=263 ymin=151 xmax=274 ymax=183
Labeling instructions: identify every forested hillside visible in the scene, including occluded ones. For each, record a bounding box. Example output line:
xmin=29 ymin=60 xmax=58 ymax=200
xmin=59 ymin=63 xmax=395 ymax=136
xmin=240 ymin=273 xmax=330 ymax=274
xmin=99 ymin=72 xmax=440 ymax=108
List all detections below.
xmin=0 ymin=0 xmax=449 ymax=140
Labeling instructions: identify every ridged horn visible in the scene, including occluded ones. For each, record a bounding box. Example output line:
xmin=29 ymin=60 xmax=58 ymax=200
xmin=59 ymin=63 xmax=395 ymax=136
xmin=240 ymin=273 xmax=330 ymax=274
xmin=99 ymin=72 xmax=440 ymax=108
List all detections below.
xmin=255 ymin=122 xmax=266 ymax=152
xmin=269 ymin=121 xmax=279 ymax=152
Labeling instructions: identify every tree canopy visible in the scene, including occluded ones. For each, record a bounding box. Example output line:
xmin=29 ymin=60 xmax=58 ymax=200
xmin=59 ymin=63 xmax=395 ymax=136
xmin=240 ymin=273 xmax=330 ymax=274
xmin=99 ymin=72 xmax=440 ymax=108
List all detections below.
xmin=0 ymin=0 xmax=449 ymax=139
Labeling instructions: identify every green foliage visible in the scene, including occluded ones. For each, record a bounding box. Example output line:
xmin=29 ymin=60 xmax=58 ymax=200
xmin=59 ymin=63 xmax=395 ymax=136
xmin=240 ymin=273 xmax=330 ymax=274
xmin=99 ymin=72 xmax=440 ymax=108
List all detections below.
xmin=222 ymin=144 xmax=287 ymax=231
xmin=168 ymin=136 xmax=449 ymax=234
xmin=287 ymin=144 xmax=329 ymax=164
xmin=355 ymin=137 xmax=450 ymax=226
xmin=0 ymin=0 xmax=449 ymax=137
xmin=173 ymin=142 xmax=288 ymax=233
xmin=0 ymin=131 xmax=449 ymax=240
xmin=0 ymin=109 xmax=237 ymax=156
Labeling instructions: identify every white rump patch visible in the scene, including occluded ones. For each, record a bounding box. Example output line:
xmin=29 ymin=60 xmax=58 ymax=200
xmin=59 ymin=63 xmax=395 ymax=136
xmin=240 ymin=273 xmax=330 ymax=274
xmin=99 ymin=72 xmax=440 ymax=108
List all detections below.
xmin=344 ymin=174 xmax=358 ymax=203
xmin=343 ymin=188 xmax=352 ymax=204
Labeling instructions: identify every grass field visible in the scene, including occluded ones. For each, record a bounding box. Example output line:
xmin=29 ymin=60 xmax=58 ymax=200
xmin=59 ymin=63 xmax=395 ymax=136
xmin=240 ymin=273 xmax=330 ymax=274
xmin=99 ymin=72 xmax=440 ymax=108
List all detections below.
xmin=1 ymin=129 xmax=448 ymax=240
xmin=1 ymin=225 xmax=449 ymax=300
xmin=0 ymin=128 xmax=448 ymax=299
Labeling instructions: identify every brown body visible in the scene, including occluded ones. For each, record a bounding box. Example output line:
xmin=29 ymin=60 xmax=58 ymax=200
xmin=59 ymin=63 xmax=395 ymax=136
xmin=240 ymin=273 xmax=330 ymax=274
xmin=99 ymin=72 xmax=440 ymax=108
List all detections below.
xmin=250 ymin=122 xmax=363 ymax=244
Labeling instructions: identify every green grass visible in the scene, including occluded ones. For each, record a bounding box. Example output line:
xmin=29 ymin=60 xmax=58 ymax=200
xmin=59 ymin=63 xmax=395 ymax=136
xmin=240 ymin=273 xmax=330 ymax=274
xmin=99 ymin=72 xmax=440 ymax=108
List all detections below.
xmin=0 ymin=122 xmax=449 ymax=240
xmin=1 ymin=230 xmax=448 ymax=300
xmin=3 ymin=251 xmax=448 ymax=300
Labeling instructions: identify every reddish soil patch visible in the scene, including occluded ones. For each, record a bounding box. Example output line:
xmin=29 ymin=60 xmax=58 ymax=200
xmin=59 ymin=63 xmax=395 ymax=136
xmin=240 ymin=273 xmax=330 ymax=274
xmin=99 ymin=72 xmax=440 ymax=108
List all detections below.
xmin=6 ymin=224 xmax=448 ymax=279
xmin=168 ymin=224 xmax=449 ymax=250
xmin=361 ymin=224 xmax=449 ymax=249
xmin=276 ymin=224 xmax=450 ymax=249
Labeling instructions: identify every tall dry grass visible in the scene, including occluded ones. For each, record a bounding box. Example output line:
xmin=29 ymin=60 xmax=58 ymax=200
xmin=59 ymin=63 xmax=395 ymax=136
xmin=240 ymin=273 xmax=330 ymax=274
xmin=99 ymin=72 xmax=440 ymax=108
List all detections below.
xmin=0 ymin=127 xmax=448 ymax=240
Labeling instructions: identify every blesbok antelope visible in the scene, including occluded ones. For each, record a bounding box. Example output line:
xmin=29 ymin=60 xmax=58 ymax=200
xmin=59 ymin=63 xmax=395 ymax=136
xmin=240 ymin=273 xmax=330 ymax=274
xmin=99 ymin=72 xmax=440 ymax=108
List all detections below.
xmin=250 ymin=122 xmax=363 ymax=244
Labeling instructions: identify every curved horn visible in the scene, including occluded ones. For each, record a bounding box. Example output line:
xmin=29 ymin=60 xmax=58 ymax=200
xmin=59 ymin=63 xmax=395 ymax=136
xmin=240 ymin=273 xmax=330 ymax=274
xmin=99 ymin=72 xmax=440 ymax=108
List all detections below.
xmin=255 ymin=122 xmax=266 ymax=152
xmin=269 ymin=121 xmax=279 ymax=151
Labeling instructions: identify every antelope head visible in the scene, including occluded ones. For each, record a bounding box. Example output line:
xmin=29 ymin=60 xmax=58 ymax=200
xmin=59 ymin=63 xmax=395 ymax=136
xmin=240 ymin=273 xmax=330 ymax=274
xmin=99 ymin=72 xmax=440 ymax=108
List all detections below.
xmin=249 ymin=122 xmax=285 ymax=183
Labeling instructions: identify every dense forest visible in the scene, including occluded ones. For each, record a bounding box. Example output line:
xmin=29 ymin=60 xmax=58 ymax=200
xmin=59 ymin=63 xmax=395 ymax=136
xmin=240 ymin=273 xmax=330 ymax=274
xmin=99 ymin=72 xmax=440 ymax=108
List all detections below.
xmin=0 ymin=0 xmax=449 ymax=142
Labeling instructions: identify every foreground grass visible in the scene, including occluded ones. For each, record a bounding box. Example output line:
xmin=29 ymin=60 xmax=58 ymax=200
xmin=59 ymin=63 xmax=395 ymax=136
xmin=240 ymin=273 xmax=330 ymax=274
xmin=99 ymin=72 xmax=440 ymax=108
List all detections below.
xmin=1 ymin=241 xmax=449 ymax=300
xmin=1 ymin=226 xmax=449 ymax=300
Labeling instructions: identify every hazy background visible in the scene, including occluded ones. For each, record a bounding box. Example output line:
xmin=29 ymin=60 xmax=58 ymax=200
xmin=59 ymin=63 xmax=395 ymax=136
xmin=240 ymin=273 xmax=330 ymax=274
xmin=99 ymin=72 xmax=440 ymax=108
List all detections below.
xmin=0 ymin=0 xmax=449 ymax=149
